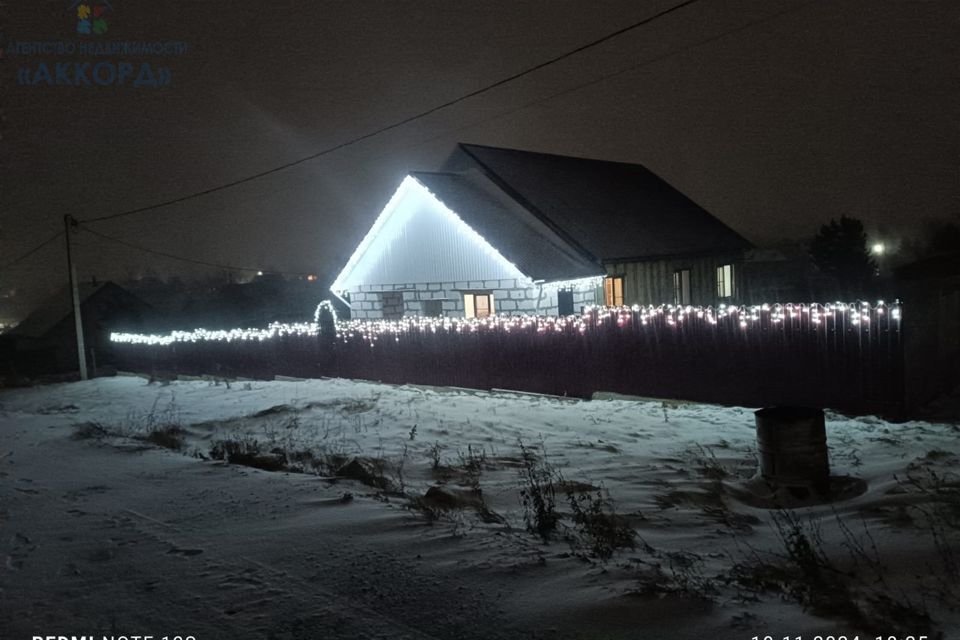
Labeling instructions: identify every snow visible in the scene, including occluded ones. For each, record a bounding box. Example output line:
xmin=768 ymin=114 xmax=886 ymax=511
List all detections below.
xmin=2 ymin=376 xmax=958 ymax=639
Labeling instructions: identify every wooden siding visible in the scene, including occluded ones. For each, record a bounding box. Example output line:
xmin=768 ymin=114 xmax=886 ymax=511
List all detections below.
xmin=604 ymin=254 xmax=745 ymax=306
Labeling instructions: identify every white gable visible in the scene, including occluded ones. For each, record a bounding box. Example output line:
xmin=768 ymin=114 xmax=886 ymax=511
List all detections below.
xmin=331 ymin=176 xmax=531 ymax=293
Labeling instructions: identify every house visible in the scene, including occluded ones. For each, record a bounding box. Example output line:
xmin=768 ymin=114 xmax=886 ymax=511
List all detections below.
xmin=0 ymin=281 xmax=155 ymax=376
xmin=139 ymin=274 xmax=348 ymax=330
xmin=331 ymin=144 xmax=752 ymax=319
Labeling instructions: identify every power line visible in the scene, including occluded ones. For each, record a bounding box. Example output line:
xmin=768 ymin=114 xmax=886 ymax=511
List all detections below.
xmin=78 ymin=0 xmax=702 ymax=225
xmin=0 ymin=231 xmax=65 ymax=271
xmin=116 ymin=0 xmax=817 ymax=221
xmin=80 ymin=226 xmax=317 ymax=277
xmin=386 ymin=0 xmax=825 ymax=168
xmin=74 ymin=1 xmax=820 ymax=280
xmin=455 ymin=0 xmax=825 ymax=133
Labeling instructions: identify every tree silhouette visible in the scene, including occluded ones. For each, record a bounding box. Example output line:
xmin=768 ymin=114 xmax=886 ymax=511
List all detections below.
xmin=809 ymin=216 xmax=876 ymax=296
xmin=899 ymin=218 xmax=960 ymax=261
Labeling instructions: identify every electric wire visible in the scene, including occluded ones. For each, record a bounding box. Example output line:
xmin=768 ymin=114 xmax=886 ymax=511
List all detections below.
xmin=78 ymin=0 xmax=702 ymax=225
xmin=71 ymin=0 xmax=822 ymax=278
xmin=80 ymin=226 xmax=317 ymax=277
xmin=0 ymin=231 xmax=65 ymax=271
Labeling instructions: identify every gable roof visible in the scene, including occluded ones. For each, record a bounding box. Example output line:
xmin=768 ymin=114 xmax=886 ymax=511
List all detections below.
xmin=332 ymin=144 xmax=754 ymax=295
xmin=410 ymin=171 xmax=603 ymax=282
xmin=449 ymin=143 xmax=752 ymax=262
xmin=330 ymin=176 xmax=536 ymax=293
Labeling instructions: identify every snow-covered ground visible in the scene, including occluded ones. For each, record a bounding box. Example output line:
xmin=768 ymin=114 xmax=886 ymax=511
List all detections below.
xmin=1 ymin=375 xmax=958 ymax=639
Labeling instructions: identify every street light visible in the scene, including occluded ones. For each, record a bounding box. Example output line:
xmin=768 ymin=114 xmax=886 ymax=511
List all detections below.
xmin=871 ymin=242 xmax=885 ymax=256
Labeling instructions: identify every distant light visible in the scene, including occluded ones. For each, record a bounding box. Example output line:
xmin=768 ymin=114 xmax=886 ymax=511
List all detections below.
xmin=257 ymin=270 xmax=264 ymax=276
xmin=871 ymin=243 xmax=885 ymax=255
xmin=307 ymin=274 xmax=317 ymax=282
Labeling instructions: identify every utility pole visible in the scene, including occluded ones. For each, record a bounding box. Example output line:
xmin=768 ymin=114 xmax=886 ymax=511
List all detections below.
xmin=64 ymin=214 xmax=88 ymax=380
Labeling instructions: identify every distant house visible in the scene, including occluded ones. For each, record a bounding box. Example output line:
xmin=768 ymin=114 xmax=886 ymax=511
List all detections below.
xmin=331 ymin=143 xmax=752 ymax=319
xmin=1 ymin=281 xmax=154 ymax=376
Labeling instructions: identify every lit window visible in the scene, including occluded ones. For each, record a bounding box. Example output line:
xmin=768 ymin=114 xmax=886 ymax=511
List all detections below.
xmin=673 ymin=269 xmax=691 ymax=305
xmin=463 ymin=292 xmax=494 ymax=318
xmin=716 ymin=264 xmax=734 ymax=298
xmin=603 ymin=277 xmax=624 ymax=306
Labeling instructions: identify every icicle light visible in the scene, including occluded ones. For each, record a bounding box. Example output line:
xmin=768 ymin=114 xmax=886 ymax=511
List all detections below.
xmin=110 ymin=300 xmax=901 ymax=347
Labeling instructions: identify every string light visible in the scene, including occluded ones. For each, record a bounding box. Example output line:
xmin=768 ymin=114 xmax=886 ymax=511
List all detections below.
xmin=329 ymin=176 xmax=534 ymax=301
xmin=536 ymin=275 xmax=605 ymax=292
xmin=314 ymin=300 xmax=338 ymax=324
xmin=327 ymin=175 xmax=608 ymax=305
xmin=110 ymin=322 xmax=318 ymax=346
xmin=111 ymin=300 xmax=901 ymax=348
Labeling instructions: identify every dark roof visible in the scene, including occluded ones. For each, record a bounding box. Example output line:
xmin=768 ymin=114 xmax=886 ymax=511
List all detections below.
xmin=450 ymin=143 xmax=752 ymax=262
xmin=8 ymin=282 xmax=150 ymax=338
xmin=411 ymin=171 xmax=603 ymax=281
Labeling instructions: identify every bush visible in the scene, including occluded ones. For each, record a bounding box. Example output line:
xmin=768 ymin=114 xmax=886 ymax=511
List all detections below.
xmin=144 ymin=426 xmax=186 ymax=451
xmin=566 ymin=487 xmax=635 ymax=561
xmin=72 ymin=422 xmax=109 ymax=440
xmin=727 ymin=509 xmax=938 ymax=636
xmin=517 ymin=439 xmax=559 ymax=541
xmin=210 ymin=438 xmax=287 ymax=472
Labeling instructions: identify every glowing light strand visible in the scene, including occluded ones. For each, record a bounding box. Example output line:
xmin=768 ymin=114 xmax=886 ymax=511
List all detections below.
xmin=110 ymin=300 xmax=901 ymax=347
xmin=329 ymin=176 xmax=534 ymax=301
xmin=314 ymin=300 xmax=338 ymax=324
xmin=536 ymin=275 xmax=605 ymax=292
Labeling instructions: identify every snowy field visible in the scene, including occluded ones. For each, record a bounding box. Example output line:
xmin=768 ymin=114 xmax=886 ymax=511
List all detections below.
xmin=1 ymin=375 xmax=958 ymax=639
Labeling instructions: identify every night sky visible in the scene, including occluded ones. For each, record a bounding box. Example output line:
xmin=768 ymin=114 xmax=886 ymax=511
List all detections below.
xmin=2 ymin=0 xmax=957 ymax=313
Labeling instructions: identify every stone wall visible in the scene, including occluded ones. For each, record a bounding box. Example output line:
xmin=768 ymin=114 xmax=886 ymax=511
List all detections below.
xmin=347 ymin=279 xmax=599 ymax=319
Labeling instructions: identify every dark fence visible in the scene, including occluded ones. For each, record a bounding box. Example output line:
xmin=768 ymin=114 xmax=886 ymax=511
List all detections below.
xmin=109 ymin=303 xmax=904 ymax=415
xmin=111 ymin=303 xmax=904 ymax=416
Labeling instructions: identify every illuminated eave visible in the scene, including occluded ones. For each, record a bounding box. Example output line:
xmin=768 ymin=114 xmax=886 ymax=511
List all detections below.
xmin=536 ymin=275 xmax=605 ymax=292
xmin=329 ymin=175 xmax=533 ymax=300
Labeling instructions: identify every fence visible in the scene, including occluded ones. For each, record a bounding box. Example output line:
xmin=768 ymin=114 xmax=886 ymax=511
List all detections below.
xmin=110 ymin=302 xmax=904 ymax=416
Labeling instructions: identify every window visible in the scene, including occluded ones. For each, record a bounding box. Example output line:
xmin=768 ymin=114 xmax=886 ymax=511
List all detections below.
xmin=673 ymin=269 xmax=691 ymax=305
xmin=421 ymin=299 xmax=443 ymax=317
xmin=603 ymin=276 xmax=624 ymax=306
xmin=557 ymin=289 xmax=574 ymax=316
xmin=463 ymin=292 xmax=494 ymax=318
xmin=716 ymin=264 xmax=734 ymax=299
